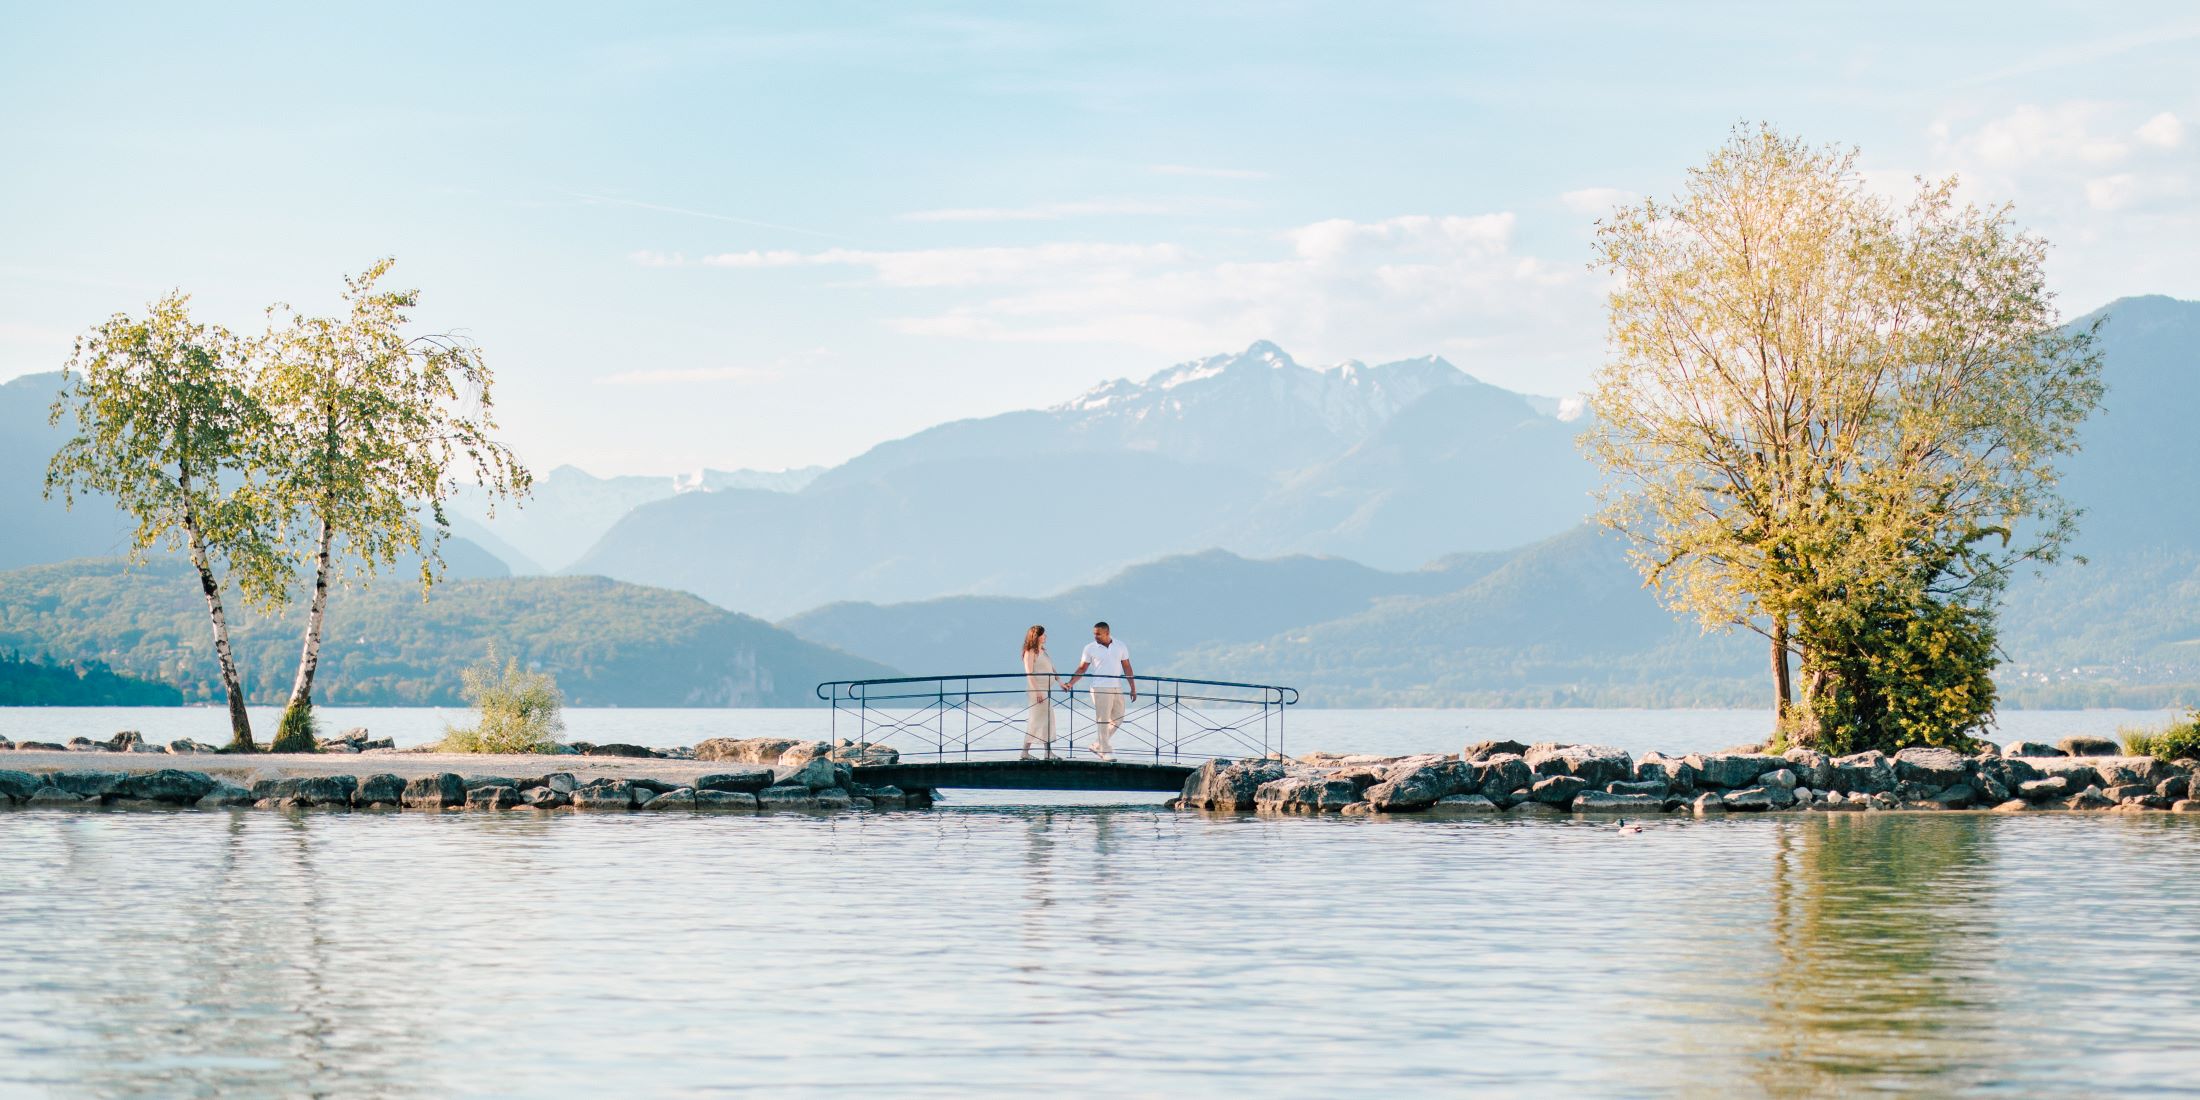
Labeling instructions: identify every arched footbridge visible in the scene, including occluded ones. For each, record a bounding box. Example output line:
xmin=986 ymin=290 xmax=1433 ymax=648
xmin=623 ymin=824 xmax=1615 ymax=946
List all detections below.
xmin=816 ymin=674 xmax=1298 ymax=792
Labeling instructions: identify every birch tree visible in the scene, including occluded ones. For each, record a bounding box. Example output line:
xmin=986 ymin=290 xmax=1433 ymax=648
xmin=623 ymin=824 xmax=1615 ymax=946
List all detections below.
xmin=46 ymin=293 xmax=288 ymax=751
xmin=1582 ymin=124 xmax=2101 ymax=750
xmin=259 ymin=259 xmax=529 ymax=752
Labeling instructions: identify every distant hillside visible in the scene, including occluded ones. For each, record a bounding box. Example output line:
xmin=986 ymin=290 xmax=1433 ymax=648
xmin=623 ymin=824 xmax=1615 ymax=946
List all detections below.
xmin=574 ymin=342 xmax=1596 ymax=616
xmin=0 ymin=559 xmax=893 ymax=706
xmin=450 ymin=462 xmax=824 ymax=574
xmin=0 ymin=651 xmax=182 ymax=705
xmin=782 ymin=547 xmax=1509 ymax=674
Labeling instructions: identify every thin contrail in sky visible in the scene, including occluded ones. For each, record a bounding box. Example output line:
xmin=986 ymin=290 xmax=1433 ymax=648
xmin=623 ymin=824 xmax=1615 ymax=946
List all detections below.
xmin=570 ymin=191 xmax=860 ymax=243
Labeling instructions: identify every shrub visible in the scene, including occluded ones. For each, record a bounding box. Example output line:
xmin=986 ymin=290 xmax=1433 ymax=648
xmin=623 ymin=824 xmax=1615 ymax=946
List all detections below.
xmin=270 ymin=702 xmax=319 ymax=753
xmin=2123 ymin=711 xmax=2200 ymax=763
xmin=441 ymin=646 xmax=564 ymax=754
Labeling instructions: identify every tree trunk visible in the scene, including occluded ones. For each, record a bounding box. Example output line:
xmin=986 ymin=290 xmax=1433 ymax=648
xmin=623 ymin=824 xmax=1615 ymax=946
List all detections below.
xmin=1770 ymin=614 xmax=1794 ymax=727
xmin=276 ymin=513 xmax=335 ymax=748
xmin=180 ymin=476 xmax=254 ymax=751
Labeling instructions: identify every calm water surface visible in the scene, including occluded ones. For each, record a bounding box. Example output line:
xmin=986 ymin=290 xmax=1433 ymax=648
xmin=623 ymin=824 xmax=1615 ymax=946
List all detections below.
xmin=1 ymin=808 xmax=2198 ymax=1097
xmin=4 ymin=707 xmax=2197 ymax=1096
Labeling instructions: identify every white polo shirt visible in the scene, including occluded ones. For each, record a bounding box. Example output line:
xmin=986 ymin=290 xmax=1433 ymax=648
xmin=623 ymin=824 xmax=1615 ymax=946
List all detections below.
xmin=1081 ymin=639 xmax=1130 ymax=691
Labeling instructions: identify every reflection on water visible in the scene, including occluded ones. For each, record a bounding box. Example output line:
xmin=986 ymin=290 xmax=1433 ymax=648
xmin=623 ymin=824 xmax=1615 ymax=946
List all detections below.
xmin=2 ymin=810 xmax=2198 ymax=1097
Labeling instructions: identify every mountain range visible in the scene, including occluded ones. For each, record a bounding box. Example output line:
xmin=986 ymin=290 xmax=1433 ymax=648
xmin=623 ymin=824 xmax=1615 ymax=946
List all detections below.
xmin=553 ymin=341 xmax=1594 ymax=616
xmin=2 ymin=294 xmax=2194 ymax=707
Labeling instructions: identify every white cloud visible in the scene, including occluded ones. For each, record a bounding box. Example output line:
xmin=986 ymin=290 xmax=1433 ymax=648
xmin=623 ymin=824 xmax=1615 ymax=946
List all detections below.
xmin=2137 ymin=111 xmax=2185 ymax=149
xmin=1148 ymin=164 xmax=1271 ymax=180
xmin=2084 ymin=172 xmax=2190 ymax=212
xmin=645 ymin=212 xmax=1595 ymax=381
xmin=1559 ymin=187 xmax=1635 ymax=216
xmin=638 ymin=242 xmax=1185 ymax=287
xmin=1951 ymin=103 xmax=2130 ymax=168
xmin=594 ymin=364 xmax=781 ymax=385
xmin=898 ymin=199 xmax=1194 ymax=222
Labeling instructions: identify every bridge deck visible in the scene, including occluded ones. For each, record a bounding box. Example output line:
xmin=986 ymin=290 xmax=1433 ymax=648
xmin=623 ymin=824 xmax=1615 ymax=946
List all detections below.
xmin=852 ymin=758 xmax=1194 ymax=793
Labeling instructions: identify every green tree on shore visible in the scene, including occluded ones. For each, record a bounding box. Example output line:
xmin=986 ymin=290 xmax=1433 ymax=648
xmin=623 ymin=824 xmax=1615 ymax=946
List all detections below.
xmin=1582 ymin=124 xmax=2102 ymax=752
xmin=44 ymin=294 xmax=289 ymax=750
xmin=258 ymin=259 xmax=529 ymax=752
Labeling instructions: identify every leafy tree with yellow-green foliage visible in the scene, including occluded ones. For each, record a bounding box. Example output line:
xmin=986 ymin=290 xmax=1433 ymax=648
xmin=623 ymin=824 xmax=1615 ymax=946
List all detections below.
xmin=45 ymin=293 xmax=291 ymax=750
xmin=1582 ymin=123 xmax=2102 ymax=752
xmin=258 ymin=259 xmax=529 ymax=752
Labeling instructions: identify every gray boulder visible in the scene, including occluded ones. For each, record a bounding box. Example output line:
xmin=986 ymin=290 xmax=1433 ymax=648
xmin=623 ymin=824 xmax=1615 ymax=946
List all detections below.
xmin=166 ymin=739 xmax=221 ymax=754
xmin=1365 ymin=762 xmax=1464 ymax=812
xmin=2057 ymin=736 xmax=2119 ymax=757
xmin=2005 ymin=740 xmax=2063 ymax=757
xmin=545 ymin=772 xmax=577 ymax=794
xmin=1831 ymin=751 xmax=1896 ymax=794
xmin=754 ymin=785 xmax=817 ymax=811
xmin=466 ymin=786 xmax=522 ymax=810
xmin=1608 ymin=779 xmax=1670 ymax=798
xmin=1759 ymin=768 xmax=1799 ymax=792
xmin=2098 ymin=758 xmax=2169 ymax=788
xmin=696 ymin=768 xmax=774 ymax=794
xmin=814 ymin=789 xmax=854 ymax=811
xmin=641 ymin=787 xmax=698 ymax=811
xmin=118 ymin=769 xmax=218 ymax=804
xmin=195 ymin=783 xmax=254 ymax=809
xmin=356 ymin=774 xmax=406 ymax=807
xmin=1572 ymin=790 xmax=1663 ymax=813
xmin=252 ymin=775 xmax=356 ymax=808
xmin=46 ymin=770 xmax=125 ymax=798
xmin=1523 ymin=744 xmax=1633 ymax=788
xmin=1178 ymin=760 xmax=1290 ymax=811
xmin=1693 ymin=752 xmax=1784 ymax=789
xmin=1529 ymin=775 xmax=1586 ymax=805
xmin=1461 ymin=739 xmax=1530 ymax=761
xmin=1932 ymin=783 xmax=1978 ymax=809
xmin=1722 ymin=785 xmax=1795 ymax=811
xmin=1892 ymin=747 xmax=1971 ymax=786
xmin=694 ymin=790 xmax=758 ymax=812
xmin=626 ymin=777 xmax=681 ymax=796
xmin=572 ymin=783 xmax=638 ymax=811
xmin=1690 ymin=792 xmax=1726 ymax=814
xmin=0 ymin=769 xmax=41 ymax=802
xmin=2065 ymin=785 xmax=2116 ymax=810
xmin=1976 ymin=771 xmax=2011 ymax=803
xmin=1256 ymin=776 xmax=1365 ymax=813
xmin=1506 ymin=801 xmax=1561 ymax=817
xmin=1782 ymin=748 xmax=1836 ymax=791
xmin=773 ymin=758 xmax=840 ymax=791
xmin=2158 ymin=776 xmax=2191 ymax=801
xmin=1634 ymin=752 xmax=1698 ymax=793
xmin=1469 ymin=754 xmax=1532 ymax=796
xmin=2104 ymin=784 xmax=2156 ymax=803
xmin=403 ymin=773 xmax=467 ymax=809
xmin=2018 ymin=776 xmax=2070 ymax=800
xmin=1428 ymin=794 xmax=1501 ymax=813
xmin=693 ymin=736 xmax=809 ymax=764
xmin=26 ymin=786 xmax=87 ymax=806
xmin=2027 ymin=758 xmax=2104 ymax=790
xmin=523 ymin=787 xmax=571 ymax=808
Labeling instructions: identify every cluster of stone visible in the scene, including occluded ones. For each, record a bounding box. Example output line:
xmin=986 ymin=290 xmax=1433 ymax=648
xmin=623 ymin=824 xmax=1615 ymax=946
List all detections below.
xmin=0 ymin=730 xmax=228 ymax=755
xmin=1178 ymin=736 xmax=2200 ymax=817
xmin=0 ymin=737 xmax=927 ymax=814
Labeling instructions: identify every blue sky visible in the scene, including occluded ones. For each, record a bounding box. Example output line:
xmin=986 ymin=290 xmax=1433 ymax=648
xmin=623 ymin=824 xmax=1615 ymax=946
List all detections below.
xmin=3 ymin=2 xmax=2195 ymax=473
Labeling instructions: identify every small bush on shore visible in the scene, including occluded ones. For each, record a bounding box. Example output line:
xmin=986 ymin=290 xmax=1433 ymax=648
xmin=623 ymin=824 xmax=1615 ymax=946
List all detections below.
xmin=270 ymin=701 xmax=319 ymax=753
xmin=2122 ymin=711 xmax=2200 ymax=762
xmin=441 ymin=647 xmax=563 ymax=754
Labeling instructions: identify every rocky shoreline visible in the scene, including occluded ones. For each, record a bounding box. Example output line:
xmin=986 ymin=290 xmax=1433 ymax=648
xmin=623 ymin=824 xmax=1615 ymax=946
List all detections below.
xmin=0 ymin=736 xmax=928 ymax=814
xmin=5 ymin=729 xmax=2197 ymax=819
xmin=1176 ymin=736 xmax=2200 ymax=815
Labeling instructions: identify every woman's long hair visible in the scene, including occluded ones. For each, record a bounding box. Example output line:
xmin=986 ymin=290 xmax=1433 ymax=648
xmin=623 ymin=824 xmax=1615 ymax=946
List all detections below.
xmin=1022 ymin=625 xmax=1046 ymax=654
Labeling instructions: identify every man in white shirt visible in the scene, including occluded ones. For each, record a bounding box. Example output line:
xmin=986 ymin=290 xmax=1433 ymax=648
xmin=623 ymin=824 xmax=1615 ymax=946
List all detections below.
xmin=1063 ymin=621 xmax=1134 ymax=761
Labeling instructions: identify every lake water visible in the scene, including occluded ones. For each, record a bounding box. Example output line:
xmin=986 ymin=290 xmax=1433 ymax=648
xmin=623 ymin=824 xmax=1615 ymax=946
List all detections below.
xmin=1 ymin=808 xmax=2198 ymax=1096
xmin=3 ymin=706 xmax=2197 ymax=1096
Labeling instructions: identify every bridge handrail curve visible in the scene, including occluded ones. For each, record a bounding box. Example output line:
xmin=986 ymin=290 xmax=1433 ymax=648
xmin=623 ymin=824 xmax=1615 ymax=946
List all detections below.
xmin=815 ymin=673 xmax=1298 ymax=706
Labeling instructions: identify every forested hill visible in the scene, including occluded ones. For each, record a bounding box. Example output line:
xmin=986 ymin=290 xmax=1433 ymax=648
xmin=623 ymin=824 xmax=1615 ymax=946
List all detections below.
xmin=0 ymin=559 xmax=894 ymax=707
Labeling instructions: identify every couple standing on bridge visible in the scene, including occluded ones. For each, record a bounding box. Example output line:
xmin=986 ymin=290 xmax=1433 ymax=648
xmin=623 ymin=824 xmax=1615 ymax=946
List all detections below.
xmin=1021 ymin=622 xmax=1132 ymax=762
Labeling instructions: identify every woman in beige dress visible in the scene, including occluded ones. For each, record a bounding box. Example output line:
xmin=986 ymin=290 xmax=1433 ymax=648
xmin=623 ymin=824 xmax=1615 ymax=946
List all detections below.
xmin=1021 ymin=625 xmax=1064 ymax=759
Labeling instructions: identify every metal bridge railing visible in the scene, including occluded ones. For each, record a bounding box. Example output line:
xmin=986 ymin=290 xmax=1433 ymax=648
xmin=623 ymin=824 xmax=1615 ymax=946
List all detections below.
xmin=814 ymin=674 xmax=1298 ymax=764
